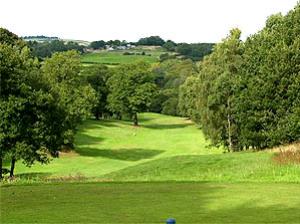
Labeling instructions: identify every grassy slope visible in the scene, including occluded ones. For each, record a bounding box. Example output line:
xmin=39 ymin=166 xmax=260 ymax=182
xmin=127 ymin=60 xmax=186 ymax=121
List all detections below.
xmin=2 ymin=182 xmax=300 ymax=223
xmin=9 ymin=113 xmax=300 ymax=182
xmin=2 ymin=113 xmax=300 ymax=223
xmin=11 ymin=113 xmax=221 ymax=180
xmin=81 ymin=49 xmax=164 ymax=66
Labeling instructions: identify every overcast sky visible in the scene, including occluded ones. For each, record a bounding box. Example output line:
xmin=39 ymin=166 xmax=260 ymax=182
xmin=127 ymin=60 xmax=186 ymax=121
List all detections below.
xmin=1 ymin=0 xmax=298 ymax=43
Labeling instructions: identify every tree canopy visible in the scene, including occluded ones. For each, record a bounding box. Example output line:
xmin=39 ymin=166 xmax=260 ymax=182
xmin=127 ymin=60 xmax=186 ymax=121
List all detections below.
xmin=28 ymin=40 xmax=84 ymax=59
xmin=107 ymin=61 xmax=157 ymax=125
xmin=0 ymin=30 xmax=96 ymax=178
xmin=137 ymin=36 xmax=165 ymax=46
xmin=178 ymin=3 xmax=300 ymax=151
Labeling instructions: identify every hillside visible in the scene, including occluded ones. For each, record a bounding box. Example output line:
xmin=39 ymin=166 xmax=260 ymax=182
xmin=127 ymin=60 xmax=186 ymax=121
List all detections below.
xmin=81 ymin=48 xmax=167 ymax=66
xmin=9 ymin=113 xmax=300 ymax=182
xmin=2 ymin=113 xmax=300 ymax=223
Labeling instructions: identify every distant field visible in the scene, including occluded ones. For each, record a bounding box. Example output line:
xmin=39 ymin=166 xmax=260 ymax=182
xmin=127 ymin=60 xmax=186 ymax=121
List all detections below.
xmin=81 ymin=49 xmax=165 ymax=66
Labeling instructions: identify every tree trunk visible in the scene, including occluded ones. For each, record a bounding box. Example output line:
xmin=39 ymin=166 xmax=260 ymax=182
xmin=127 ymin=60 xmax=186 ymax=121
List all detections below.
xmin=117 ymin=113 xmax=122 ymax=120
xmin=133 ymin=113 xmax=138 ymax=126
xmin=9 ymin=157 xmax=16 ymax=178
xmin=0 ymin=157 xmax=2 ymax=180
xmin=227 ymin=98 xmax=233 ymax=151
xmin=95 ymin=112 xmax=100 ymax=120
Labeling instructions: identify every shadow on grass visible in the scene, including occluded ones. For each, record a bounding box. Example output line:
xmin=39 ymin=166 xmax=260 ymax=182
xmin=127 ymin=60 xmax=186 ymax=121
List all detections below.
xmin=143 ymin=123 xmax=193 ymax=130
xmin=198 ymin=201 xmax=300 ymax=223
xmin=81 ymin=119 xmax=118 ymax=129
xmin=76 ymin=148 xmax=164 ymax=161
xmin=2 ymin=182 xmax=300 ymax=223
xmin=75 ymin=133 xmax=105 ymax=146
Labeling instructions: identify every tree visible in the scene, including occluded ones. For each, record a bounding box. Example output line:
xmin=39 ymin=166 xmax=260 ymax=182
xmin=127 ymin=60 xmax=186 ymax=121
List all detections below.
xmin=0 ymin=29 xmax=96 ymax=178
xmin=235 ymin=5 xmax=300 ymax=149
xmin=178 ymin=76 xmax=201 ymax=122
xmin=89 ymin=40 xmax=106 ymax=49
xmin=137 ymin=36 xmax=165 ymax=46
xmin=0 ymin=42 xmax=58 ymax=178
xmin=41 ymin=51 xmax=97 ymax=148
xmin=28 ymin=40 xmax=84 ymax=59
xmin=151 ymin=59 xmax=198 ymax=116
xmin=163 ymin=40 xmax=177 ymax=51
xmin=176 ymin=43 xmax=214 ymax=61
xmin=0 ymin=28 xmax=26 ymax=48
xmin=83 ymin=65 xmax=112 ymax=120
xmin=107 ymin=61 xmax=157 ymax=125
xmin=196 ymin=29 xmax=244 ymax=151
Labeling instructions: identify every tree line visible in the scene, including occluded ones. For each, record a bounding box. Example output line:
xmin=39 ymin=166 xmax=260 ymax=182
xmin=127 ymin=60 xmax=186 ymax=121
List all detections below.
xmin=1 ymin=3 xmax=299 ymax=178
xmin=26 ymin=36 xmax=213 ymax=62
xmin=179 ymin=4 xmax=300 ymax=151
xmin=1 ymin=28 xmax=200 ymax=179
xmin=90 ymin=36 xmax=214 ymax=61
xmin=1 ymin=29 xmax=164 ymax=178
xmin=27 ymin=40 xmax=84 ymax=59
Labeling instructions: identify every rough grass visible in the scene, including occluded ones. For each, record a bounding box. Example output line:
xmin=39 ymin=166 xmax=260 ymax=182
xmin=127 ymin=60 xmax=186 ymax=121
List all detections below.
xmin=1 ymin=182 xmax=300 ymax=223
xmin=273 ymin=150 xmax=300 ymax=165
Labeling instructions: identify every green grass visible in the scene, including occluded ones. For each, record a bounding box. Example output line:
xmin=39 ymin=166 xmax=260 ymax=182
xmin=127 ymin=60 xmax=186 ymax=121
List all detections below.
xmin=81 ymin=49 xmax=164 ymax=66
xmin=4 ymin=113 xmax=300 ymax=183
xmin=2 ymin=182 xmax=300 ymax=223
xmin=6 ymin=113 xmax=300 ymax=182
xmin=2 ymin=113 xmax=300 ymax=223
xmin=9 ymin=113 xmax=221 ymax=180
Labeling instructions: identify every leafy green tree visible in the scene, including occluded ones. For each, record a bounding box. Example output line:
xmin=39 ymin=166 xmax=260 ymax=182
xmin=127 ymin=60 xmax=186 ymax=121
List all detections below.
xmin=178 ymin=76 xmax=201 ymax=121
xmin=89 ymin=40 xmax=106 ymax=49
xmin=176 ymin=43 xmax=214 ymax=61
xmin=28 ymin=40 xmax=84 ymax=59
xmin=0 ymin=31 xmax=96 ymax=178
xmin=83 ymin=65 xmax=112 ymax=120
xmin=137 ymin=36 xmax=165 ymax=46
xmin=0 ymin=28 xmax=26 ymax=48
xmin=107 ymin=40 xmax=121 ymax=47
xmin=235 ymin=5 xmax=300 ymax=149
xmin=107 ymin=61 xmax=157 ymax=125
xmin=196 ymin=29 xmax=244 ymax=151
xmin=41 ymin=51 xmax=97 ymax=147
xmin=151 ymin=59 xmax=198 ymax=116
xmin=163 ymin=40 xmax=177 ymax=51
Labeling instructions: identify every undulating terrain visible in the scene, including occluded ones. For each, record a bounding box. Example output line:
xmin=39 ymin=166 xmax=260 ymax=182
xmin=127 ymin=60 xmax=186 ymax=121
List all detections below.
xmin=2 ymin=113 xmax=300 ymax=223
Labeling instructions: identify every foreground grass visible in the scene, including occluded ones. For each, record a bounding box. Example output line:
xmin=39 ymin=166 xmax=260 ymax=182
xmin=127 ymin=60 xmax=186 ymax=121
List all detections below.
xmin=2 ymin=182 xmax=300 ymax=223
xmin=2 ymin=113 xmax=300 ymax=223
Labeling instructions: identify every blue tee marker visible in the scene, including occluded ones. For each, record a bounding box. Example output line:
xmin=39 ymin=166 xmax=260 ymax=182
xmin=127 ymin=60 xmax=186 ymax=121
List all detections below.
xmin=166 ymin=218 xmax=176 ymax=224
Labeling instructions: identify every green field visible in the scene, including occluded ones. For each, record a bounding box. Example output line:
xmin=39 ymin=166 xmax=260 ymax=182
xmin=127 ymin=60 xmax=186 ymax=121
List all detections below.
xmin=81 ymin=49 xmax=165 ymax=66
xmin=2 ymin=182 xmax=300 ymax=223
xmin=1 ymin=113 xmax=300 ymax=223
xmin=7 ymin=113 xmax=300 ymax=182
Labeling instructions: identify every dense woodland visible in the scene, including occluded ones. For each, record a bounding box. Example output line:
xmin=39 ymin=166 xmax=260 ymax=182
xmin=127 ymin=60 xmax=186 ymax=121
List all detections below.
xmin=0 ymin=3 xmax=300 ymax=179
xmin=179 ymin=5 xmax=300 ymax=151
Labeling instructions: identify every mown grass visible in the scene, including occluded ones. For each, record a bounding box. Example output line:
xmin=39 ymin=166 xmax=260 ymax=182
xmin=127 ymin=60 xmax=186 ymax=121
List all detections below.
xmin=2 ymin=113 xmax=300 ymax=223
xmin=5 ymin=113 xmax=300 ymax=183
xmin=2 ymin=182 xmax=300 ymax=223
xmin=81 ymin=49 xmax=164 ymax=66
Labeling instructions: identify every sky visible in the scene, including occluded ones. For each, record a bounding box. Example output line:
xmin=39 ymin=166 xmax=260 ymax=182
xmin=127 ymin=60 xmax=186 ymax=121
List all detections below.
xmin=0 ymin=0 xmax=299 ymax=43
